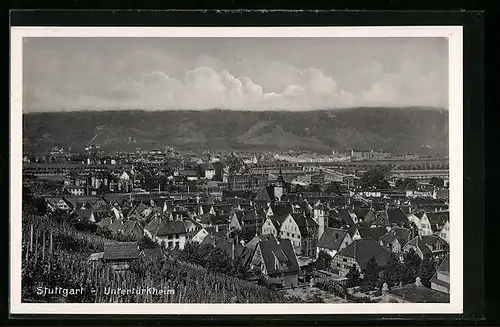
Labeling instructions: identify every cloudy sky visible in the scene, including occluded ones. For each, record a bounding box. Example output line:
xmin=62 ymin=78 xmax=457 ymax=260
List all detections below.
xmin=23 ymin=37 xmax=448 ymax=112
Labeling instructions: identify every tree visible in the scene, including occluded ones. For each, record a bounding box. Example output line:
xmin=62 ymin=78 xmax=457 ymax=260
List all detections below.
xmin=417 ymin=255 xmax=437 ymax=287
xmin=324 ymin=182 xmax=342 ymax=195
xmin=402 ymin=249 xmax=421 ymax=284
xmin=306 ymin=184 xmax=322 ymax=193
xmin=382 ymin=253 xmax=404 ymax=287
xmin=395 ymin=178 xmax=417 ymax=190
xmin=360 ymin=167 xmax=391 ymax=189
xmin=138 ymin=236 xmax=160 ymax=250
xmin=429 ymin=177 xmax=444 ymax=187
xmin=315 ymin=251 xmax=333 ymax=270
xmin=346 ymin=264 xmax=361 ymax=287
xmin=362 ymin=257 xmax=380 ymax=289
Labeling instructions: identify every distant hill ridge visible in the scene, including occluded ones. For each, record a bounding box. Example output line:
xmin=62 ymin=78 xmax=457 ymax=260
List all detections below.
xmin=22 ymin=107 xmax=449 ymax=155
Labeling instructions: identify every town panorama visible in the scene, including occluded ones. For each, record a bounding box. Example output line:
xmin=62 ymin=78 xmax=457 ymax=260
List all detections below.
xmin=22 ymin=143 xmax=450 ymax=304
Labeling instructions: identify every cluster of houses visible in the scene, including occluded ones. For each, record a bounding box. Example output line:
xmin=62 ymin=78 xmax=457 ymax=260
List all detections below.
xmin=43 ymin=170 xmax=451 ymax=302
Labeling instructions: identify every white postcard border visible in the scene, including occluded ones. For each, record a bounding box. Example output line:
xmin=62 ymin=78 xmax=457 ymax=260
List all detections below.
xmin=10 ymin=25 xmax=463 ymax=315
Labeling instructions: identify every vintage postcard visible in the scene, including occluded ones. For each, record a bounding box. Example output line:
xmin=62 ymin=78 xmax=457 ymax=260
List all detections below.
xmin=10 ymin=26 xmax=463 ymax=315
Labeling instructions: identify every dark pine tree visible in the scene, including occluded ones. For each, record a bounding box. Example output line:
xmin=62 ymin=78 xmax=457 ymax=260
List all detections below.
xmin=402 ymin=249 xmax=422 ymax=284
xmin=345 ymin=264 xmax=361 ymax=288
xmin=362 ymin=257 xmax=380 ymax=289
xmin=382 ymin=253 xmax=404 ymax=287
xmin=417 ymin=255 xmax=437 ymax=288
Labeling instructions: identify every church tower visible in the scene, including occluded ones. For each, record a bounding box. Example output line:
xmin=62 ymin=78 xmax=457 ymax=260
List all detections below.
xmin=274 ymin=168 xmax=285 ymax=202
xmin=313 ymin=202 xmax=327 ymax=240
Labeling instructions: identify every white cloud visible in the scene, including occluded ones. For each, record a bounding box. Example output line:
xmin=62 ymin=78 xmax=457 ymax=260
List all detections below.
xmin=23 ymin=47 xmax=447 ymax=111
xmin=57 ymin=65 xmax=358 ymax=111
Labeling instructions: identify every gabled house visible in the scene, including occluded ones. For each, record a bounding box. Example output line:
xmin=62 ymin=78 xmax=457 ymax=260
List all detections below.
xmin=438 ymin=220 xmax=450 ymax=243
xmin=183 ymin=218 xmax=202 ymax=234
xmin=342 ymin=224 xmax=362 ymax=241
xmin=240 ymin=209 xmax=266 ymax=231
xmin=200 ymin=235 xmax=244 ymax=259
xmin=331 ymin=238 xmax=391 ymax=276
xmin=46 ymin=197 xmax=72 ymax=211
xmin=199 ymin=213 xmax=229 ymax=232
xmin=89 ymin=242 xmax=140 ymax=271
xmin=199 ymin=205 xmax=216 ymax=216
xmin=316 ymin=227 xmax=353 ymax=259
xmin=262 ymin=215 xmax=288 ymax=238
xmin=229 ymin=211 xmax=245 ymax=232
xmin=278 ymin=213 xmax=319 ymax=257
xmin=190 ymin=227 xmax=215 ymax=244
xmin=144 ymin=218 xmax=188 ymax=250
xmin=73 ymin=209 xmax=97 ymax=223
xmin=335 ymin=208 xmax=358 ymax=226
xmin=201 ymin=162 xmax=216 ymax=180
xmin=430 ymin=254 xmax=450 ymax=294
xmin=379 ymin=226 xmax=412 ymax=260
xmin=415 ymin=211 xmax=449 ymax=237
xmin=403 ymin=235 xmax=449 ymax=261
xmin=248 ymin=237 xmax=300 ymax=288
xmin=425 ymin=211 xmax=450 ymax=242
xmin=108 ymin=219 xmax=144 ymax=240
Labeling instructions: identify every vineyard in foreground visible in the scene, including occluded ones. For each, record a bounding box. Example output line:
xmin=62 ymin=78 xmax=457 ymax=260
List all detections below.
xmin=21 ymin=214 xmax=292 ymax=303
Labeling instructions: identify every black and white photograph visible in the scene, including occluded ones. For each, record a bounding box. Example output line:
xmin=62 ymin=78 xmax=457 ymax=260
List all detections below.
xmin=10 ymin=26 xmax=463 ymax=314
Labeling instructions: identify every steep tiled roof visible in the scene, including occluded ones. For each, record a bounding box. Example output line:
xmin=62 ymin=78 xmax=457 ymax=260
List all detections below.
xmin=336 ymin=238 xmax=391 ymax=270
xmin=290 ymin=213 xmax=318 ymax=238
xmin=354 ymin=207 xmax=371 ymax=221
xmin=258 ymin=238 xmax=299 ymax=275
xmin=268 ymin=215 xmax=288 ymax=229
xmin=425 ymin=211 xmax=449 ymax=232
xmin=317 ymin=228 xmax=348 ymax=251
xmin=103 ymin=242 xmax=139 ymax=261
xmin=201 ymin=214 xmax=229 ymax=226
xmin=430 ymin=254 xmax=450 ymax=292
xmin=358 ymin=226 xmax=389 ymax=242
xmin=271 ymin=202 xmax=294 ymax=217
xmin=200 ymin=235 xmax=244 ymax=258
xmin=380 ymin=227 xmax=411 ymax=246
xmin=145 ymin=219 xmax=187 ymax=237
xmin=404 ymin=235 xmax=448 ymax=256
xmin=387 ymin=208 xmax=409 ymax=226
xmin=242 ymin=210 xmax=262 ymax=222
xmin=255 ymin=186 xmax=273 ymax=202
xmin=336 ymin=208 xmax=356 ymax=226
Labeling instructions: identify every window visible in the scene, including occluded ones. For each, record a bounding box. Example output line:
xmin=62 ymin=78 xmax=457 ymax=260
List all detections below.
xmin=175 ymin=242 xmax=180 ymax=248
xmin=343 ymin=258 xmax=347 ymax=263
xmin=168 ymin=241 xmax=173 ymax=248
xmin=175 ymin=234 xmax=179 ymax=239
